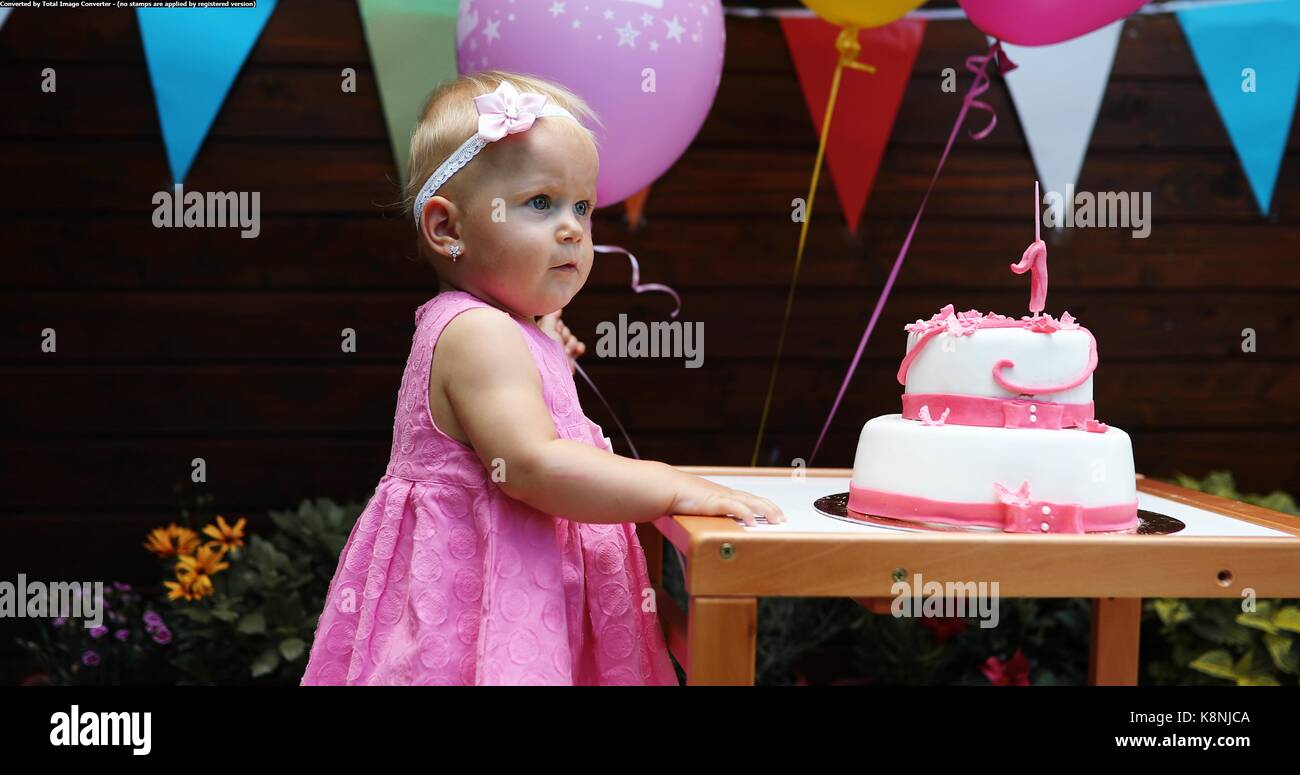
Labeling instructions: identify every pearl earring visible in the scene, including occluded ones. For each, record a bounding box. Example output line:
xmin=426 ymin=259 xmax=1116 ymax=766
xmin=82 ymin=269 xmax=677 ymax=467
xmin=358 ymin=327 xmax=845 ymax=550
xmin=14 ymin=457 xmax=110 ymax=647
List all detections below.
xmin=449 ymin=243 xmax=461 ymax=261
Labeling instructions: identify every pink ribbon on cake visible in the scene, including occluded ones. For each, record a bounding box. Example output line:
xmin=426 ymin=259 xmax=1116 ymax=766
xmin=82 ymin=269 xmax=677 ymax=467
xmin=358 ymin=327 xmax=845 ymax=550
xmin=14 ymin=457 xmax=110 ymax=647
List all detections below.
xmin=902 ymin=394 xmax=1099 ymax=430
xmin=994 ymin=481 xmax=1085 ymax=533
xmin=810 ymin=42 xmax=1016 ymax=464
xmin=847 ymin=481 xmax=1139 ymax=534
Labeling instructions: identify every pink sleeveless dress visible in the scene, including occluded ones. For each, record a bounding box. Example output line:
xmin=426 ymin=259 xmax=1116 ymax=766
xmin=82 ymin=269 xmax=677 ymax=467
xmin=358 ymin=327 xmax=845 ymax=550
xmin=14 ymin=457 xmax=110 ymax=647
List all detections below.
xmin=300 ymin=290 xmax=679 ymax=685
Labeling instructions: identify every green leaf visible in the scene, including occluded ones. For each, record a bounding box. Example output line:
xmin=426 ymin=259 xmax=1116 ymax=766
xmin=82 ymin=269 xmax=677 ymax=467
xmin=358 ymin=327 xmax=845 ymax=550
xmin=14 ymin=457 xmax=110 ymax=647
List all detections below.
xmin=1236 ymin=609 xmax=1278 ymax=634
xmin=1232 ymin=650 xmax=1254 ymax=676
xmin=1262 ymin=633 xmax=1297 ymax=674
xmin=1273 ymin=606 xmax=1300 ymax=634
xmin=173 ymin=607 xmax=213 ymax=623
xmin=1189 ymin=649 xmax=1236 ymax=680
xmin=1236 ymin=674 xmax=1281 ymax=686
xmin=278 ymin=638 xmax=306 ymax=662
xmin=210 ymin=607 xmax=239 ymax=623
xmin=237 ymin=612 xmax=266 ymax=635
xmin=1153 ymin=599 xmax=1192 ymax=625
xmin=251 ymin=647 xmax=280 ymax=678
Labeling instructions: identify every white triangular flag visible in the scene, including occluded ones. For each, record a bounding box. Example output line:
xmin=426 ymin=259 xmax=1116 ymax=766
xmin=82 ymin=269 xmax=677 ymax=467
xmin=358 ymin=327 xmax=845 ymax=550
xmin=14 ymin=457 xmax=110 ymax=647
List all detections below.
xmin=992 ymin=21 xmax=1124 ymax=202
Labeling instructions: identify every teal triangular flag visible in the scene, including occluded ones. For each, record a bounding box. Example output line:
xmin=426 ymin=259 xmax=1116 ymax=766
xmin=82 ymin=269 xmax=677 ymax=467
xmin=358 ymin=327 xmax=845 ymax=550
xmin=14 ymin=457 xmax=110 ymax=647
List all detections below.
xmin=138 ymin=3 xmax=278 ymax=184
xmin=1178 ymin=0 xmax=1300 ymax=215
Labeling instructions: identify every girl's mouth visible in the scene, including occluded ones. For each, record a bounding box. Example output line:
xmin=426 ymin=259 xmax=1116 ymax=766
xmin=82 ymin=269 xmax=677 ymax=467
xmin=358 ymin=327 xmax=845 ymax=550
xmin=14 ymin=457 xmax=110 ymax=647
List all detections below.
xmin=552 ymin=263 xmax=578 ymax=272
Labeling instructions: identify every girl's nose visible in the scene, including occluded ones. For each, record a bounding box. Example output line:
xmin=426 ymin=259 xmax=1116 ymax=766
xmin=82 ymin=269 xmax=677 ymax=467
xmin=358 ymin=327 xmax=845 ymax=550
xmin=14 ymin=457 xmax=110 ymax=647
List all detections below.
xmin=558 ymin=217 xmax=584 ymax=243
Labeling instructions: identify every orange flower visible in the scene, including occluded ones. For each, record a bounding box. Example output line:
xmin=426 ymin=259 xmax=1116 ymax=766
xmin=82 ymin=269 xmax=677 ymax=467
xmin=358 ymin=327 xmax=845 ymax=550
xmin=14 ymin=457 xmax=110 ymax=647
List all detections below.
xmin=176 ymin=545 xmax=230 ymax=580
xmin=164 ymin=573 xmax=213 ymax=602
xmin=144 ymin=523 xmax=200 ymax=558
xmin=202 ymin=515 xmax=247 ymax=554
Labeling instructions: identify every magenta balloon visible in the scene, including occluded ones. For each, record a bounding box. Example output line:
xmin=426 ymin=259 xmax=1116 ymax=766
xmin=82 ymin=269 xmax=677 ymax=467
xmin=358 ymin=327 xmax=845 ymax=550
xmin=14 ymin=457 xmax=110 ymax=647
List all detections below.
xmin=956 ymin=0 xmax=1145 ymax=46
xmin=455 ymin=0 xmax=725 ymax=207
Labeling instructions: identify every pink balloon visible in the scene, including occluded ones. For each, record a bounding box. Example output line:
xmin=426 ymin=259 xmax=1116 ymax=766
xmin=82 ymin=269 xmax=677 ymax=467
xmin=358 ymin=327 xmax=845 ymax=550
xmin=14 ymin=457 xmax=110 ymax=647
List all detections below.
xmin=456 ymin=0 xmax=725 ymax=207
xmin=957 ymin=0 xmax=1145 ymax=46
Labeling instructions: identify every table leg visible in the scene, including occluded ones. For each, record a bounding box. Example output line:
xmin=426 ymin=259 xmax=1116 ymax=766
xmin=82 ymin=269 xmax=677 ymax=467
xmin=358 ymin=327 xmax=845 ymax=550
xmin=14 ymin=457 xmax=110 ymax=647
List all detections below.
xmin=1089 ymin=597 xmax=1142 ymax=685
xmin=686 ymin=596 xmax=757 ymax=686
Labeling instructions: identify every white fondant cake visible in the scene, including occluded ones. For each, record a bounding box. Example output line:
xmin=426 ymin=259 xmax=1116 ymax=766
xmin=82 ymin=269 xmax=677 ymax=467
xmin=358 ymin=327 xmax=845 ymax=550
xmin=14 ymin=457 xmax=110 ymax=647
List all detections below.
xmin=848 ymin=305 xmax=1139 ymax=533
xmin=905 ymin=326 xmax=1093 ymax=405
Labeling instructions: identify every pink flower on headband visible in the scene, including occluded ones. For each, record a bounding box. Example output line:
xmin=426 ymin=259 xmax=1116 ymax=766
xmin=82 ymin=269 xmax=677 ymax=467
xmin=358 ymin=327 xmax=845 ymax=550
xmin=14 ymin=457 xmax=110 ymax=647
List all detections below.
xmin=474 ymin=80 xmax=550 ymax=142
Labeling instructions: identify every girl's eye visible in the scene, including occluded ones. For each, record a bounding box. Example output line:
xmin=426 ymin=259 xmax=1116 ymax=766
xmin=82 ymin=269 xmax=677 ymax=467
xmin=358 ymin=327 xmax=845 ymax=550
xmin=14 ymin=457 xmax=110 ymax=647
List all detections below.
xmin=575 ymin=201 xmax=591 ymax=217
xmin=529 ymin=195 xmax=550 ymax=211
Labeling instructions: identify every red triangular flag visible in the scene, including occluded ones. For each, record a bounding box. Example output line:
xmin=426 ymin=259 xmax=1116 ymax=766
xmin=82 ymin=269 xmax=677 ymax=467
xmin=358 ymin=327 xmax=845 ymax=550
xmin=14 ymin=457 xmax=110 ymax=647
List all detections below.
xmin=780 ymin=17 xmax=925 ymax=236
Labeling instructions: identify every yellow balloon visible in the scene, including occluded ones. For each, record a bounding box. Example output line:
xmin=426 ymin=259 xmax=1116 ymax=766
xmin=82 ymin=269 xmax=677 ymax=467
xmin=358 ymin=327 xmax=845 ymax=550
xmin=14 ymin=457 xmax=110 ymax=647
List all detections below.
xmin=801 ymin=0 xmax=926 ymax=29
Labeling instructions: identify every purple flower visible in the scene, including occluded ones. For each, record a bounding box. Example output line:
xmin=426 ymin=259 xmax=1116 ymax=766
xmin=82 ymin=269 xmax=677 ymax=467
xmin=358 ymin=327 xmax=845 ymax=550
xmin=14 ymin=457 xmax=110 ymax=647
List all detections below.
xmin=151 ymin=626 xmax=172 ymax=645
xmin=114 ymin=629 xmax=129 ymax=642
xmin=52 ymin=617 xmax=66 ymax=628
xmin=89 ymin=625 xmax=108 ymax=639
xmin=82 ymin=650 xmax=100 ymax=667
xmin=143 ymin=611 xmax=163 ymax=628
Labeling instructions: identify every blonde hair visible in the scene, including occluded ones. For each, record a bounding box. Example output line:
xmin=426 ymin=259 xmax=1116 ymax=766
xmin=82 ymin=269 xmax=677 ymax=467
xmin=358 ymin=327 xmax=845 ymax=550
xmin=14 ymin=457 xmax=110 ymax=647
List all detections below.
xmin=403 ymin=70 xmax=602 ymax=248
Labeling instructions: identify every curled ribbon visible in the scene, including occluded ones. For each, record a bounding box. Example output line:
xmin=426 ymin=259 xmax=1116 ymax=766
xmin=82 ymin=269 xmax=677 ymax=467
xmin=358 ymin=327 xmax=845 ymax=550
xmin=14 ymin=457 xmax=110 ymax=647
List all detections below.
xmin=568 ymin=243 xmax=684 ymax=461
xmin=594 ymin=244 xmax=682 ymax=320
xmin=809 ymin=41 xmax=1017 ymax=465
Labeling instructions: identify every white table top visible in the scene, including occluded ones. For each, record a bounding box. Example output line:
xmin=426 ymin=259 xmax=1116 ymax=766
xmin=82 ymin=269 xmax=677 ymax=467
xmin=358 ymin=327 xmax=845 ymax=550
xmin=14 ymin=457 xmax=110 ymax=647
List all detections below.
xmin=699 ymin=475 xmax=1293 ymax=538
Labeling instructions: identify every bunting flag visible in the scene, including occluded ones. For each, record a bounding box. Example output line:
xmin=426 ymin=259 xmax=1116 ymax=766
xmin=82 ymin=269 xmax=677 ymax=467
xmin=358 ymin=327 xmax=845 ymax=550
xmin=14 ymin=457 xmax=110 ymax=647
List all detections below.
xmin=780 ymin=17 xmax=926 ymax=236
xmin=623 ymin=185 xmax=652 ymax=231
xmin=358 ymin=0 xmax=460 ymax=189
xmin=1178 ymin=0 xmax=1300 ymax=215
xmin=0 ymin=9 xmax=11 ymax=33
xmin=993 ymin=20 xmax=1123 ymax=206
xmin=137 ymin=3 xmax=278 ymax=184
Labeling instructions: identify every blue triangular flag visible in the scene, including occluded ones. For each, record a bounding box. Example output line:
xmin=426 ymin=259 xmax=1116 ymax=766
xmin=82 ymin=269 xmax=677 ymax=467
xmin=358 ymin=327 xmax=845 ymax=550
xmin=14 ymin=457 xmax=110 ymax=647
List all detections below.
xmin=1178 ymin=0 xmax=1300 ymax=215
xmin=138 ymin=3 xmax=277 ymax=184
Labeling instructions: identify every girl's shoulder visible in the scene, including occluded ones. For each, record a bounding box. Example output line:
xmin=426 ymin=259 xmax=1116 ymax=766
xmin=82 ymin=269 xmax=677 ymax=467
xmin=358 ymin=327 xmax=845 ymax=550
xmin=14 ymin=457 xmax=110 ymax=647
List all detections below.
xmin=414 ymin=289 xmax=498 ymax=328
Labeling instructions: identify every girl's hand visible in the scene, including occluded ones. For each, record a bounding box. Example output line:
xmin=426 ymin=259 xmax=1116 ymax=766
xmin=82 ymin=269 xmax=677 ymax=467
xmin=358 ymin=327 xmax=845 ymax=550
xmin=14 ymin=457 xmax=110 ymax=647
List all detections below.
xmin=668 ymin=476 xmax=786 ymax=526
xmin=538 ymin=309 xmax=586 ymax=371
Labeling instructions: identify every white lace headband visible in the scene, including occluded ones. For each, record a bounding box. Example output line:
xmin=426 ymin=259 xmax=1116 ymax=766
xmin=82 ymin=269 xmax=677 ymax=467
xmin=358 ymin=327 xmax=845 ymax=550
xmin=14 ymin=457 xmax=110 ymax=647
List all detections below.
xmin=412 ymin=79 xmax=579 ymax=227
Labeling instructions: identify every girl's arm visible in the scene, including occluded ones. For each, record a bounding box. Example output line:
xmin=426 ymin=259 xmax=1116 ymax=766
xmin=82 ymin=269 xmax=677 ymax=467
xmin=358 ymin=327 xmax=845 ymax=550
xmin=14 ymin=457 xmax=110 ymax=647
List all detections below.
xmin=435 ymin=308 xmax=785 ymax=525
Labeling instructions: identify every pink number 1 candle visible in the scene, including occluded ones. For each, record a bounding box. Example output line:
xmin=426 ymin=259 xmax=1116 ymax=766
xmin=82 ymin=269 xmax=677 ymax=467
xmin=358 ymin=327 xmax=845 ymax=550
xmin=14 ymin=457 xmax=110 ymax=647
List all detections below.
xmin=1010 ymin=180 xmax=1048 ymax=316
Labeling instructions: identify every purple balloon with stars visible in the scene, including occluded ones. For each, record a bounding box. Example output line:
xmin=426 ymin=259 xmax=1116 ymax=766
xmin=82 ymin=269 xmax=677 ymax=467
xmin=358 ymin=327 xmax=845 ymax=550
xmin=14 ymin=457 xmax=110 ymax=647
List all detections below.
xmin=457 ymin=0 xmax=725 ymax=207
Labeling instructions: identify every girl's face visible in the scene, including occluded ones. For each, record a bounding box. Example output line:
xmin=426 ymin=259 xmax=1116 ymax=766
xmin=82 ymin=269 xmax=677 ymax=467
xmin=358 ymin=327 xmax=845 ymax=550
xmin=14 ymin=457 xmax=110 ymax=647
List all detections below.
xmin=436 ymin=119 xmax=599 ymax=320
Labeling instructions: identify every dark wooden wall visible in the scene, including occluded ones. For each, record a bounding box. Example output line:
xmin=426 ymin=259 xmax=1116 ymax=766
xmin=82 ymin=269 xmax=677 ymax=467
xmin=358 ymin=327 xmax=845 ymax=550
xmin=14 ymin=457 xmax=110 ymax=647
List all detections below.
xmin=2 ymin=1 xmax=1297 ymax=594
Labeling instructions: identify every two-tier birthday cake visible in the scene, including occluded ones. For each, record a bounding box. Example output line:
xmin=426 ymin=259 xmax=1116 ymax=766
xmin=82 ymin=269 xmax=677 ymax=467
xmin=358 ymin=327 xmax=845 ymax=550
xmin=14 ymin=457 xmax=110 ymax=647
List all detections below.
xmin=847 ymin=187 xmax=1139 ymax=534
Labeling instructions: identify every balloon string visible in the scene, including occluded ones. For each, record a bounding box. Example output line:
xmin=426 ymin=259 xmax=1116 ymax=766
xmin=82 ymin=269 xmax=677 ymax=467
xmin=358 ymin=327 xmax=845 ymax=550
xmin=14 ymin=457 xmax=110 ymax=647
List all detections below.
xmin=572 ymin=360 xmax=639 ymax=460
xmin=576 ymin=244 xmax=682 ymax=461
xmin=578 ymin=243 xmax=690 ymax=583
xmin=750 ymin=32 xmax=875 ymax=468
xmin=809 ymin=41 xmax=1014 ymax=465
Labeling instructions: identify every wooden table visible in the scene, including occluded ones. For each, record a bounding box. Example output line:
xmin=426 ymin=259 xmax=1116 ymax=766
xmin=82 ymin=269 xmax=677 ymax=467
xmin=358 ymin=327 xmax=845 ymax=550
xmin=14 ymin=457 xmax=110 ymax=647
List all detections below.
xmin=634 ymin=467 xmax=1300 ymax=686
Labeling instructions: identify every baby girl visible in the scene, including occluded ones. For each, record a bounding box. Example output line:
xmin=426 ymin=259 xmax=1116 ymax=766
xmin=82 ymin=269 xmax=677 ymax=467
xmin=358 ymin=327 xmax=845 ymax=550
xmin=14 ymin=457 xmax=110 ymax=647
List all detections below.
xmin=300 ymin=70 xmax=784 ymax=686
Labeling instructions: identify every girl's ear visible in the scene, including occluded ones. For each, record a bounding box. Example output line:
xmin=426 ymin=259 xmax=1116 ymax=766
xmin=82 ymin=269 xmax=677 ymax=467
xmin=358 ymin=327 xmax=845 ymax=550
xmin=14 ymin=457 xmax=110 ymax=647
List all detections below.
xmin=421 ymin=195 xmax=463 ymax=260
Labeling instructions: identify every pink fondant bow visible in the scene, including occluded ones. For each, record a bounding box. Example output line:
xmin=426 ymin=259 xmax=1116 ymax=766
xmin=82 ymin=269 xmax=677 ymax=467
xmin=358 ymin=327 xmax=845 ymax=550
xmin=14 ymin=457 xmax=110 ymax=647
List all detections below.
xmin=473 ymin=80 xmax=550 ymax=142
xmin=994 ymin=481 xmax=1084 ymax=533
xmin=995 ymin=481 xmax=1033 ymax=507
